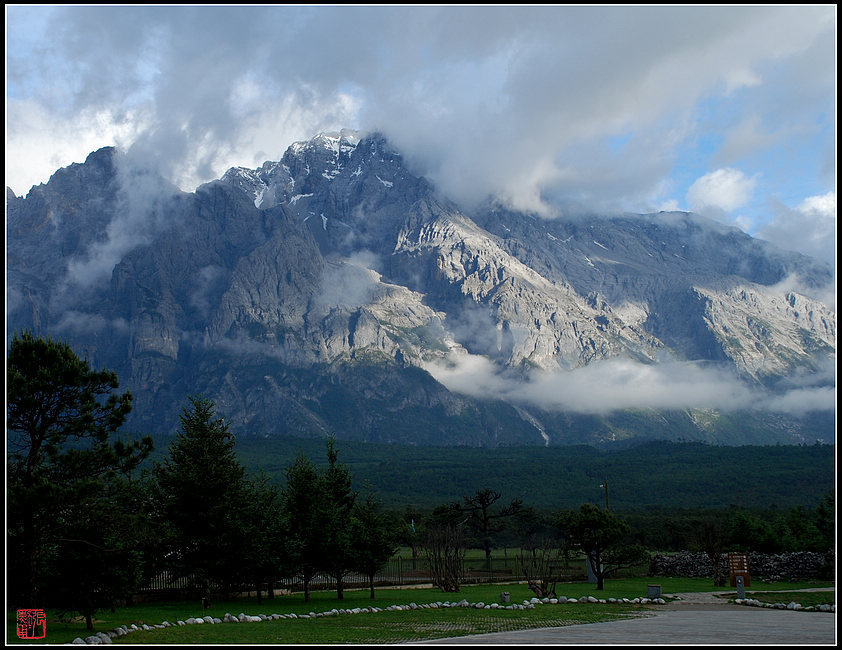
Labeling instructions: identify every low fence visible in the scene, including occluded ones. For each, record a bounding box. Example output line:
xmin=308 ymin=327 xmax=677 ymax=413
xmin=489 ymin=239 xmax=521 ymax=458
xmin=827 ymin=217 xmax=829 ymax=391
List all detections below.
xmin=342 ymin=555 xmax=548 ymax=587
xmin=137 ymin=555 xmax=590 ymax=599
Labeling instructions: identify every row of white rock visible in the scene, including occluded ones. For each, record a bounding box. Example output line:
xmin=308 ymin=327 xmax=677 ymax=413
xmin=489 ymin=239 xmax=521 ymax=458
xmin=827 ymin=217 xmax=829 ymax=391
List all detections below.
xmin=70 ymin=594 xmax=668 ymax=644
xmin=734 ymin=598 xmax=835 ymax=613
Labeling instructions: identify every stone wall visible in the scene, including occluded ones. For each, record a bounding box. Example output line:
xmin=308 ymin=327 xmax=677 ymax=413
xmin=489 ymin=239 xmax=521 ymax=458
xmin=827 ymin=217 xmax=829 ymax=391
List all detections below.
xmin=649 ymin=551 xmax=835 ymax=582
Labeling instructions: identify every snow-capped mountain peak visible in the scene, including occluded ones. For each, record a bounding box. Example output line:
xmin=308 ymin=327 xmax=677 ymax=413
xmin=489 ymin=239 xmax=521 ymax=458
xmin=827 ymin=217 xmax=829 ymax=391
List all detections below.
xmin=6 ymin=131 xmax=835 ymax=447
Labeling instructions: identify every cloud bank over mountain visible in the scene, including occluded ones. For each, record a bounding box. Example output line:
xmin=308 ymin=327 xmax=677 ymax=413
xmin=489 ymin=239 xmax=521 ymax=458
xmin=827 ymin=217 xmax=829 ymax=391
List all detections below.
xmin=424 ymin=352 xmax=835 ymax=417
xmin=6 ymin=5 xmax=836 ymax=267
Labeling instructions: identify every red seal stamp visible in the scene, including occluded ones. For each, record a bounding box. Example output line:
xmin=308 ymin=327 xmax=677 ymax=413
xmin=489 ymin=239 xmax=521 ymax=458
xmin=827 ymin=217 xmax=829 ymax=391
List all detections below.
xmin=16 ymin=609 xmax=46 ymax=639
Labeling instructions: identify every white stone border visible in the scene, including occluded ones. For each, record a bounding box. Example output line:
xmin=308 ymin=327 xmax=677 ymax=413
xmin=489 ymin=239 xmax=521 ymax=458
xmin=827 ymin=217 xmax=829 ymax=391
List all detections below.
xmin=734 ymin=598 xmax=835 ymax=613
xmin=68 ymin=594 xmax=669 ymax=644
xmin=70 ymin=593 xmax=836 ymax=644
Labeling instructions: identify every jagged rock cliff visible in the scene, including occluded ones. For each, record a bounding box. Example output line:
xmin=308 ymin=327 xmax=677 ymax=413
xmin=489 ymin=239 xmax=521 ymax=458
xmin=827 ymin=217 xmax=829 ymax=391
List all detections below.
xmin=5 ymin=131 xmax=836 ymax=446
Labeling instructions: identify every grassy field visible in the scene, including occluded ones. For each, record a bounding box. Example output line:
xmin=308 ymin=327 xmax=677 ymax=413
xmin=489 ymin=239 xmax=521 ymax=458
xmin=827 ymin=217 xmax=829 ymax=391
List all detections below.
xmin=7 ymin=578 xmax=834 ymax=645
xmin=740 ymin=590 xmax=836 ymax=608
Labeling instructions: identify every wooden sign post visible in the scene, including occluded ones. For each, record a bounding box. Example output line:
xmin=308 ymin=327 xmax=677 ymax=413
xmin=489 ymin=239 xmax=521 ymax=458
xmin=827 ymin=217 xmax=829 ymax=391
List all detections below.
xmin=728 ymin=552 xmax=751 ymax=587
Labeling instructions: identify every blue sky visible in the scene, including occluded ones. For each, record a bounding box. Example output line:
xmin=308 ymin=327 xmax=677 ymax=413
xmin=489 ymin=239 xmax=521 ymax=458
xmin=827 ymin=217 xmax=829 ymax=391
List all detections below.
xmin=5 ymin=5 xmax=836 ymax=267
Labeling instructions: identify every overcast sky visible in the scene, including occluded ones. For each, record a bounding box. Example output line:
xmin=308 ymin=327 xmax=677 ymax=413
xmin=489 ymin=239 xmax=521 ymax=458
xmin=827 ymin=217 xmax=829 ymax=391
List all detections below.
xmin=5 ymin=5 xmax=837 ymax=266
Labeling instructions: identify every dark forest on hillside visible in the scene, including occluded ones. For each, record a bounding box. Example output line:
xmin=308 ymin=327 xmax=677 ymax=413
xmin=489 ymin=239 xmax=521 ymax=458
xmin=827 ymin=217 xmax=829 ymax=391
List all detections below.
xmin=221 ymin=437 xmax=833 ymax=512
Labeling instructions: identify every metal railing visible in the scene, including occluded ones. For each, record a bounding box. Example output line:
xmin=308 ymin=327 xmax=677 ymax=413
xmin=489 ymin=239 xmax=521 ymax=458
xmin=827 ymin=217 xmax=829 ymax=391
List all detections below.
xmin=138 ymin=555 xmax=587 ymax=596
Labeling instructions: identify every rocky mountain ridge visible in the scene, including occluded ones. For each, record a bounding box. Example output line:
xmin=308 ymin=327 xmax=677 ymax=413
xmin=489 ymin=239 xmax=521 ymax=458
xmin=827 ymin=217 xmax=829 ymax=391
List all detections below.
xmin=5 ymin=130 xmax=836 ymax=446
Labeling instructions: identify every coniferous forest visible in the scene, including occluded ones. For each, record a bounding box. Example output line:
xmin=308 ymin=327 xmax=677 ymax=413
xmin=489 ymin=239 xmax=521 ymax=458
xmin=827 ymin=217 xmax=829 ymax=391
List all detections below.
xmin=228 ymin=435 xmax=833 ymax=512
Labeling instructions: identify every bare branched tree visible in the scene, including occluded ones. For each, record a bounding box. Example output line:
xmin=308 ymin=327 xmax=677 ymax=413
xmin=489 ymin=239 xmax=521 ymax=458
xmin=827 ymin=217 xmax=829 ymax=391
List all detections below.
xmin=423 ymin=523 xmax=466 ymax=593
xmin=448 ymin=488 xmax=522 ymax=569
xmin=518 ymin=537 xmax=567 ymax=598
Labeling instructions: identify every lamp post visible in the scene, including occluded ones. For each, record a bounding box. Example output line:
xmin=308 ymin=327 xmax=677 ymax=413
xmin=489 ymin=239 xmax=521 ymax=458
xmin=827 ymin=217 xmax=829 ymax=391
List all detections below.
xmin=599 ymin=480 xmax=609 ymax=510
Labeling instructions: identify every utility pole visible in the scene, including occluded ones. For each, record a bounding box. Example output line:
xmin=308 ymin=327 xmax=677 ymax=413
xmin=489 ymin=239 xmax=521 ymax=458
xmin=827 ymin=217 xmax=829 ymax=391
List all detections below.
xmin=599 ymin=480 xmax=609 ymax=510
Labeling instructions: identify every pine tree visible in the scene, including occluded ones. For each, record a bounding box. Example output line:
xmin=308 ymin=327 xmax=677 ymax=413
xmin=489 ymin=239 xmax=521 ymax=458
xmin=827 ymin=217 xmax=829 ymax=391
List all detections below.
xmin=319 ymin=437 xmax=357 ymax=599
xmin=557 ymin=503 xmax=647 ymax=590
xmin=281 ymin=451 xmax=323 ymax=602
xmin=239 ymin=471 xmax=285 ymax=604
xmin=351 ymin=486 xmax=398 ymax=598
xmin=44 ymin=475 xmax=151 ymax=629
xmin=154 ymin=396 xmax=247 ymax=597
xmin=7 ymin=330 xmax=152 ymax=612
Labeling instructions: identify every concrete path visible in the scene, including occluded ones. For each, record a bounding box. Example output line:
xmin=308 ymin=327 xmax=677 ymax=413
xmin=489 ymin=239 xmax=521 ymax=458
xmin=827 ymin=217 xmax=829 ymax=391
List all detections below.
xmin=410 ymin=591 xmax=837 ymax=645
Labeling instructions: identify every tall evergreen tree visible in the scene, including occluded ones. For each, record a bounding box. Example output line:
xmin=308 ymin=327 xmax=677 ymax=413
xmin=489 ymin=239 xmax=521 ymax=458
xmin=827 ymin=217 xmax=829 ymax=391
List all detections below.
xmin=351 ymin=486 xmax=398 ymax=598
xmin=7 ymin=330 xmax=151 ymax=609
xmin=281 ymin=451 xmax=323 ymax=603
xmin=239 ymin=471 xmax=285 ymax=604
xmin=319 ymin=437 xmax=357 ymax=599
xmin=154 ymin=396 xmax=246 ymax=597
xmin=44 ymin=475 xmax=151 ymax=630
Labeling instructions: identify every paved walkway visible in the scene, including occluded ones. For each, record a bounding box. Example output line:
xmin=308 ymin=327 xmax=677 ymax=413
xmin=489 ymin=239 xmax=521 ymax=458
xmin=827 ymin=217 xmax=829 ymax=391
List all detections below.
xmin=410 ymin=590 xmax=837 ymax=645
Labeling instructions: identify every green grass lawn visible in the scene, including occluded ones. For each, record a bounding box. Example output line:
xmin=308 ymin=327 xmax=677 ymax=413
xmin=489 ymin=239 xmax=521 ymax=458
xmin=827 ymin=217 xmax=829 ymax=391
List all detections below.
xmin=737 ymin=590 xmax=835 ymax=608
xmin=7 ymin=578 xmax=834 ymax=645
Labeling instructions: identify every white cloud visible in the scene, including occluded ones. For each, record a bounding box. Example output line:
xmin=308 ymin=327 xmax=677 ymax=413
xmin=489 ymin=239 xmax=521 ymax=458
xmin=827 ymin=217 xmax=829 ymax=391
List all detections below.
xmin=167 ymin=87 xmax=361 ymax=193
xmin=5 ymin=98 xmax=145 ymax=196
xmin=758 ymin=386 xmax=836 ymax=415
xmin=63 ymin=162 xmax=167 ymax=288
xmin=54 ymin=311 xmax=129 ymax=335
xmin=315 ymin=252 xmax=382 ymax=311
xmin=800 ymin=191 xmax=837 ymax=216
xmin=5 ymin=5 xmax=835 ymax=264
xmin=687 ymin=168 xmax=757 ymax=213
xmin=425 ymin=351 xmax=835 ymax=417
xmin=714 ymin=115 xmax=780 ymax=165
xmin=755 ymin=191 xmax=836 ymax=268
